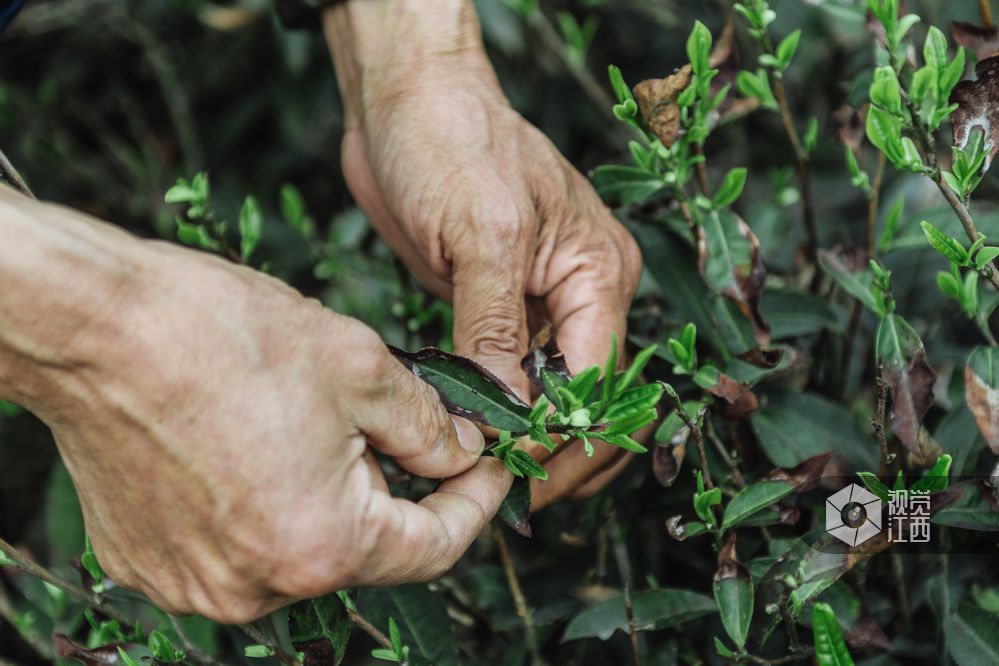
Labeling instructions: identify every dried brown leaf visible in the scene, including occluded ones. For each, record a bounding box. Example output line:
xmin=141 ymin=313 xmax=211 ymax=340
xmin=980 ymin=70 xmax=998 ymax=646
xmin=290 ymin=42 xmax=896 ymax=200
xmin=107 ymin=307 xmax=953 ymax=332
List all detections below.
xmin=835 ymin=104 xmax=868 ymax=154
xmin=884 ymin=346 xmax=936 ymax=454
xmin=697 ymin=211 xmax=771 ymax=348
xmin=951 ymin=21 xmax=999 ymax=61
xmin=634 ymin=65 xmax=692 ymax=148
xmin=764 ymin=452 xmax=833 ymax=492
xmin=653 ymin=443 xmax=686 ymax=487
xmin=715 ymin=533 xmax=749 ymax=581
xmin=950 ymin=56 xmax=999 ymax=170
xmin=705 ymin=373 xmax=759 ymax=421
xmin=965 ymin=350 xmax=999 ymax=454
xmin=844 ymin=614 xmax=893 ymax=651
xmin=54 ymin=635 xmax=136 ymax=665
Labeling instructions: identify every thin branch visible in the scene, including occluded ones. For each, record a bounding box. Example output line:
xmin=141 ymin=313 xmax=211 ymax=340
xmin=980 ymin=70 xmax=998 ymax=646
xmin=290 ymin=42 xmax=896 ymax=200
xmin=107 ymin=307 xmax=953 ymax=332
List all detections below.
xmin=167 ymin=616 xmax=226 ymax=666
xmin=609 ymin=516 xmax=641 ymax=666
xmin=840 ymin=152 xmax=887 ymax=397
xmin=667 ymin=389 xmax=713 ymax=489
xmin=742 ymin=648 xmax=815 ymax=664
xmin=0 ymin=581 xmax=53 ymax=659
xmin=691 ymin=143 xmax=711 ymax=196
xmin=237 ymin=623 xmax=301 ymax=666
xmin=491 ymin=523 xmax=542 ymax=666
xmin=345 ymin=606 xmax=391 ymax=650
xmin=875 ymin=362 xmax=890 ymax=477
xmin=706 ymin=417 xmax=744 ymax=487
xmin=0 ymin=147 xmax=34 ymax=199
xmin=760 ymin=35 xmax=818 ymax=261
xmin=528 ymin=9 xmax=631 ymax=145
xmin=893 ymin=73 xmax=999 ymax=292
xmin=981 ymin=0 xmax=994 ymax=27
xmin=0 ymin=538 xmax=133 ymax=629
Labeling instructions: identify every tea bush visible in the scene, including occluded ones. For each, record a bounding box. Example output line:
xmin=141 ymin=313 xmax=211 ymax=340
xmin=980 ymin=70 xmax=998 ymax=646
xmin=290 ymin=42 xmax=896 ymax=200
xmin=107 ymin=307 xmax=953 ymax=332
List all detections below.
xmin=3 ymin=0 xmax=999 ymax=665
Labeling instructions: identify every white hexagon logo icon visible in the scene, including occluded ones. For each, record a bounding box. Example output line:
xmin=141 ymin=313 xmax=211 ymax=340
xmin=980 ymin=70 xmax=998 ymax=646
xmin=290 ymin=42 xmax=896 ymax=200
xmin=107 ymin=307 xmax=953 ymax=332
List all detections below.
xmin=826 ymin=483 xmax=883 ymax=546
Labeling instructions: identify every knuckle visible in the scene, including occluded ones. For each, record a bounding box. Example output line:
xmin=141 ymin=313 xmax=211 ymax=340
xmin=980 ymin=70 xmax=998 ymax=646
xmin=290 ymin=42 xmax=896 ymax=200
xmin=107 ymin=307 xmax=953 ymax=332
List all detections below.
xmin=458 ymin=302 xmax=525 ymax=358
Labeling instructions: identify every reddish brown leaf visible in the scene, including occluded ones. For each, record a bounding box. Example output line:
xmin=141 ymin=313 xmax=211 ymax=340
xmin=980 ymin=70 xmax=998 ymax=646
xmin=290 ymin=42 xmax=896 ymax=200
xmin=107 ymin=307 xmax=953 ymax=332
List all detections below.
xmin=951 ymin=21 xmax=999 ymax=61
xmin=716 ymin=533 xmax=749 ymax=581
xmin=520 ymin=325 xmax=571 ymax=396
xmin=950 ymin=56 xmax=999 ymax=170
xmin=738 ymin=347 xmax=784 ymax=369
xmin=883 ymin=346 xmax=936 ymax=454
xmin=653 ymin=443 xmax=686 ymax=487
xmin=965 ymin=346 xmax=999 ymax=454
xmin=764 ymin=452 xmax=833 ymax=492
xmin=634 ymin=65 xmax=692 ymax=148
xmin=697 ymin=211 xmax=771 ymax=348
xmin=835 ymin=104 xmax=868 ymax=155
xmin=54 ymin=635 xmax=136 ymax=665
xmin=705 ymin=373 xmax=759 ymax=421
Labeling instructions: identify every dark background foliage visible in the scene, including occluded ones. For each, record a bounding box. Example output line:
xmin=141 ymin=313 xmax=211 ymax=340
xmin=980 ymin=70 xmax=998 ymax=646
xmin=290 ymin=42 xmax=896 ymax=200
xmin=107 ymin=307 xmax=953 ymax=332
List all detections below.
xmin=3 ymin=0 xmax=999 ymax=664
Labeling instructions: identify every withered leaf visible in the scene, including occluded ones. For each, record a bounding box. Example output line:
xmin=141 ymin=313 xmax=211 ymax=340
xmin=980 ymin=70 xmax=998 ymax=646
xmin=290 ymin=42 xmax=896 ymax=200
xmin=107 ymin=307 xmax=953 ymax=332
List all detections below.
xmin=764 ymin=452 xmax=833 ymax=492
xmin=950 ymin=55 xmax=999 ymax=170
xmin=876 ymin=314 xmax=936 ymax=453
xmin=738 ymin=347 xmax=784 ymax=369
xmin=653 ymin=444 xmax=686 ymax=487
xmin=698 ymin=210 xmax=770 ymax=348
xmin=520 ymin=326 xmax=572 ymax=405
xmin=951 ymin=21 xmax=999 ymax=61
xmin=54 ymin=635 xmax=136 ymax=665
xmin=390 ymin=346 xmax=532 ymax=432
xmin=835 ymin=104 xmax=867 ymax=155
xmin=707 ymin=17 xmax=760 ymax=124
xmin=634 ymin=65 xmax=692 ymax=148
xmin=965 ymin=345 xmax=999 ymax=454
xmin=696 ymin=366 xmax=759 ymax=420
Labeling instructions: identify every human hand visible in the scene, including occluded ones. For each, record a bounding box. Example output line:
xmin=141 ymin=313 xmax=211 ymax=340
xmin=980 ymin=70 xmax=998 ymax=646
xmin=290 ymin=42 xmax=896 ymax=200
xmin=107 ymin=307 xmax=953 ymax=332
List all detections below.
xmin=324 ymin=0 xmax=644 ymax=509
xmin=0 ymin=190 xmax=511 ymax=623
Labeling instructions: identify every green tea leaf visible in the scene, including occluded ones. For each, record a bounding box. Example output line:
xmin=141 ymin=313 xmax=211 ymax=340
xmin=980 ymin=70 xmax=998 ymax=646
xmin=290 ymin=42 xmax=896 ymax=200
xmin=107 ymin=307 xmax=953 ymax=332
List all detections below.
xmin=562 ymin=589 xmax=716 ymax=641
xmin=713 ymin=535 xmax=753 ymax=649
xmin=812 ymin=603 xmax=856 ymax=666
xmin=722 ymin=481 xmax=795 ymax=530
xmin=238 ymin=195 xmax=263 ymax=262
xmin=713 ymin=167 xmax=748 ymax=208
xmin=945 ymin=602 xmax=999 ymax=665
xmin=390 ymin=347 xmax=532 ymax=432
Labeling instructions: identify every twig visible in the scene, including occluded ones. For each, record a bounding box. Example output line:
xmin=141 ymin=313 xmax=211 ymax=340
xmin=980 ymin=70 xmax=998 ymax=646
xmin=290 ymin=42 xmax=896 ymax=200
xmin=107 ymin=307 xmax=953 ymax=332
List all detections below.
xmin=706 ymin=417 xmax=744 ymax=487
xmin=0 ymin=538 xmax=133 ymax=629
xmin=866 ymin=153 xmax=887 ymax=254
xmin=237 ymin=623 xmax=301 ymax=666
xmin=0 ymin=147 xmax=34 ymax=199
xmin=760 ymin=34 xmax=818 ymax=262
xmin=167 ymin=616 xmax=226 ymax=666
xmin=344 ymin=606 xmax=391 ymax=650
xmin=778 ymin=600 xmax=802 ymax=653
xmin=691 ymin=143 xmax=711 ymax=196
xmin=982 ymin=0 xmax=994 ymax=26
xmin=666 ymin=388 xmax=713 ymax=489
xmin=840 ymin=152 xmax=887 ymax=397
xmin=742 ymin=648 xmax=815 ymax=664
xmin=875 ymin=362 xmax=890 ymax=477
xmin=491 ymin=523 xmax=542 ymax=666
xmin=528 ymin=9 xmax=631 ymax=144
xmin=609 ymin=515 xmax=642 ymax=666
xmin=893 ymin=67 xmax=999 ymax=292
xmin=0 ymin=580 xmax=53 ymax=659
xmin=891 ymin=552 xmax=912 ymax=633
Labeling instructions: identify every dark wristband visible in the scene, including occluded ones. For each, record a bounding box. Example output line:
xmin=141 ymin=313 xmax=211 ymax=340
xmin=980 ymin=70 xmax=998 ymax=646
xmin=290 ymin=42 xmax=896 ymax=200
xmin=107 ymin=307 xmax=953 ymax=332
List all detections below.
xmin=276 ymin=0 xmax=343 ymax=29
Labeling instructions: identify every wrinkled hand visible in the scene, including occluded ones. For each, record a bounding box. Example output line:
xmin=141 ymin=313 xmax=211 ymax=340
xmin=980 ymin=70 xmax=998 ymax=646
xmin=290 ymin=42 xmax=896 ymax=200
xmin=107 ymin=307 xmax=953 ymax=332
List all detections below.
xmin=325 ymin=3 xmax=643 ymax=508
xmin=0 ymin=192 xmax=510 ymax=622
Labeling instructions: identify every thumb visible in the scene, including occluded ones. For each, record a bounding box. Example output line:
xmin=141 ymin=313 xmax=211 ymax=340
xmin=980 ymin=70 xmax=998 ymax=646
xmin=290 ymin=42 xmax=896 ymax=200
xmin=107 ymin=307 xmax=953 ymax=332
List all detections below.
xmin=347 ymin=336 xmax=485 ymax=479
xmin=451 ymin=254 xmax=531 ymax=400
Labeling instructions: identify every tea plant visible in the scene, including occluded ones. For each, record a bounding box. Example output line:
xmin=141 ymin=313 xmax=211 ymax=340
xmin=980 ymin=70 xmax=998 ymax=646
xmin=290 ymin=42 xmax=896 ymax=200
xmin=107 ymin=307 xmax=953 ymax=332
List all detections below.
xmin=5 ymin=1 xmax=999 ymax=665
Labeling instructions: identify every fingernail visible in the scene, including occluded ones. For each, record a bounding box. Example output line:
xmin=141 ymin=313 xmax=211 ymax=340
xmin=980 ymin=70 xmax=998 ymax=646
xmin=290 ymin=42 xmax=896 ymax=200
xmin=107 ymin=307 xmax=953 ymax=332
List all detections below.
xmin=451 ymin=415 xmax=485 ymax=456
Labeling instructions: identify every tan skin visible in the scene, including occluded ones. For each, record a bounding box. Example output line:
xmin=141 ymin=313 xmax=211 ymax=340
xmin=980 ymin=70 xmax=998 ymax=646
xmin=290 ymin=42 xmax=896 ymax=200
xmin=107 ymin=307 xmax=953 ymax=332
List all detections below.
xmin=0 ymin=0 xmax=642 ymax=623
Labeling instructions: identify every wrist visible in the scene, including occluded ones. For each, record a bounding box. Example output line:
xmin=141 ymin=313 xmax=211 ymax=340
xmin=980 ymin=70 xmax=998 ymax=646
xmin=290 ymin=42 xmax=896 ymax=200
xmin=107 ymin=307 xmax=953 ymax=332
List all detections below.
xmin=0 ymin=191 xmax=149 ymax=418
xmin=322 ymin=0 xmax=493 ymax=127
